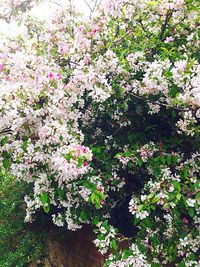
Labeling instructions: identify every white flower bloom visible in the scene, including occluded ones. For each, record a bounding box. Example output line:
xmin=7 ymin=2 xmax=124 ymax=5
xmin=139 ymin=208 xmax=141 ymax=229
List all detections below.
xmin=186 ymin=198 xmax=196 ymax=207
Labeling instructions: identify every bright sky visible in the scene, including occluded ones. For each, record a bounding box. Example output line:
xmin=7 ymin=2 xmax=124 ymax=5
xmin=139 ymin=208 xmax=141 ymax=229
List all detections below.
xmin=0 ymin=0 xmax=91 ymax=36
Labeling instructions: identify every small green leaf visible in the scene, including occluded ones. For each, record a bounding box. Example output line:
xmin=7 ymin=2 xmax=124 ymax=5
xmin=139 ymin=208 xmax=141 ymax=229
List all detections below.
xmin=133 ymin=217 xmax=140 ymax=226
xmin=92 ymin=217 xmax=99 ymax=225
xmin=150 ymin=205 xmax=156 ymax=211
xmin=188 ymin=208 xmax=195 ymax=218
xmin=21 ymin=140 xmax=28 ymax=151
xmin=40 ymin=192 xmax=50 ymax=213
xmin=138 ymin=157 xmax=143 ymax=167
xmin=43 ymin=203 xmax=50 ymax=213
xmin=166 ymin=156 xmax=171 ymax=165
xmin=57 ymin=188 xmax=66 ymax=198
xmin=64 ymin=154 xmax=72 ymax=162
xmin=90 ymin=192 xmax=96 ymax=204
xmin=96 ymin=190 xmax=105 ymax=200
xmin=195 ymin=192 xmax=200 ymax=200
xmin=3 ymin=158 xmax=11 ymax=170
xmin=80 ymin=210 xmax=87 ymax=221
xmin=111 ymin=239 xmax=117 ymax=251
xmin=152 ymin=196 xmax=159 ymax=203
xmin=41 ymin=192 xmax=48 ymax=204
xmin=148 ymin=193 xmax=154 ymax=199
xmin=183 ymin=168 xmax=188 ymax=179
xmin=138 ymin=204 xmax=144 ymax=212
xmin=172 ymin=181 xmax=181 ymax=192
xmin=77 ymin=157 xmax=84 ymax=167
xmin=1 ymin=136 xmax=8 ymax=146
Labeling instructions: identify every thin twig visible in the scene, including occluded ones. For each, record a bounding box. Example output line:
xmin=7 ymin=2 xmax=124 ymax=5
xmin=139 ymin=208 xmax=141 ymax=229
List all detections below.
xmin=92 ymin=0 xmax=99 ymax=12
xmin=83 ymin=0 xmax=93 ymax=12
xmin=160 ymin=10 xmax=172 ymax=41
xmin=49 ymin=0 xmax=60 ymax=6
xmin=130 ymin=92 xmax=190 ymax=112
xmin=68 ymin=60 xmax=81 ymax=66
xmin=113 ymin=29 xmax=134 ymax=45
xmin=0 ymin=127 xmax=12 ymax=136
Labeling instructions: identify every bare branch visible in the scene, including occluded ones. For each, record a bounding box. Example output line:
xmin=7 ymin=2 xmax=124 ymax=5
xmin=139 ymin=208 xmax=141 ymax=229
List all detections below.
xmin=130 ymin=92 xmax=191 ymax=112
xmin=113 ymin=29 xmax=134 ymax=45
xmin=160 ymin=10 xmax=173 ymax=41
xmin=83 ymin=0 xmax=93 ymax=12
xmin=0 ymin=127 xmax=12 ymax=136
xmin=0 ymin=0 xmax=37 ymax=22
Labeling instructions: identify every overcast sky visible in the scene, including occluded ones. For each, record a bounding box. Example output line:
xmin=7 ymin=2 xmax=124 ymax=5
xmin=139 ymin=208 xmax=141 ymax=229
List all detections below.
xmin=0 ymin=0 xmax=90 ymax=36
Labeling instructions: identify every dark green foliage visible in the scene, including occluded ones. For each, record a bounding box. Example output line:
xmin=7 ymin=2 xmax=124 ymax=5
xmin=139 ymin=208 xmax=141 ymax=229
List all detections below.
xmin=0 ymin=175 xmax=46 ymax=267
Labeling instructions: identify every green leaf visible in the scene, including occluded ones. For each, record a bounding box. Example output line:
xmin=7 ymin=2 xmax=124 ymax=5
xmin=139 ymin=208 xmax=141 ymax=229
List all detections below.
xmin=188 ymin=208 xmax=195 ymax=218
xmin=133 ymin=217 xmax=140 ymax=226
xmin=172 ymin=155 xmax=178 ymax=164
xmin=21 ymin=140 xmax=28 ymax=151
xmin=195 ymin=192 xmax=200 ymax=200
xmin=150 ymin=205 xmax=156 ymax=211
xmin=147 ymin=1 xmax=158 ymax=7
xmin=138 ymin=157 xmax=143 ymax=167
xmin=178 ymin=261 xmax=186 ymax=267
xmin=77 ymin=157 xmax=84 ymax=167
xmin=166 ymin=156 xmax=171 ymax=165
xmin=92 ymin=217 xmax=99 ymax=225
xmin=3 ymin=158 xmax=11 ymax=170
xmin=151 ymin=264 xmax=160 ymax=267
xmin=111 ymin=239 xmax=117 ymax=251
xmin=64 ymin=154 xmax=72 ymax=162
xmin=153 ymin=166 xmax=160 ymax=177
xmin=95 ymin=201 xmax=101 ymax=209
xmin=90 ymin=192 xmax=96 ymax=203
xmin=138 ymin=204 xmax=144 ymax=212
xmin=40 ymin=192 xmax=50 ymax=213
xmin=84 ymin=153 xmax=90 ymax=160
xmin=152 ymin=196 xmax=159 ymax=203
xmin=172 ymin=181 xmax=181 ymax=192
xmin=148 ymin=193 xmax=154 ymax=199
xmin=57 ymin=188 xmax=66 ymax=199
xmin=176 ymin=193 xmax=181 ymax=201
xmin=96 ymin=190 xmax=105 ymax=200
xmin=90 ymin=191 xmax=101 ymax=208
xmin=43 ymin=203 xmax=50 ymax=213
xmin=183 ymin=168 xmax=188 ymax=179
xmin=1 ymin=136 xmax=8 ymax=146
xmin=40 ymin=192 xmax=48 ymax=205
xmin=80 ymin=210 xmax=87 ymax=221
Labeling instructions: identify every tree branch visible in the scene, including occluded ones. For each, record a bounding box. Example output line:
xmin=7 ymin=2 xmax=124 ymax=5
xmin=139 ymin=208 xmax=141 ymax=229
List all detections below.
xmin=130 ymin=92 xmax=190 ymax=112
xmin=160 ymin=11 xmax=173 ymax=41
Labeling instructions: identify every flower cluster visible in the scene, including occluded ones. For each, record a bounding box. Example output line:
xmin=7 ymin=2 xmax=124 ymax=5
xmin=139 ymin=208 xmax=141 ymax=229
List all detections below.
xmin=104 ymin=244 xmax=151 ymax=267
xmin=93 ymin=220 xmax=118 ymax=255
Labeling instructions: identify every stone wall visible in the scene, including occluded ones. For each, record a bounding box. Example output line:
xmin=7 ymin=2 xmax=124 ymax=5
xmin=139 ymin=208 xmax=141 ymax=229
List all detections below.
xmin=31 ymin=226 xmax=104 ymax=267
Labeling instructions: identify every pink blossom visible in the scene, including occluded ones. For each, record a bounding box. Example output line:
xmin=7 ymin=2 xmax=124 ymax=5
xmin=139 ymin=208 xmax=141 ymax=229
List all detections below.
xmin=164 ymin=36 xmax=174 ymax=43
xmin=140 ymin=150 xmax=148 ymax=160
xmin=182 ymin=218 xmax=189 ymax=224
xmin=97 ymin=186 xmax=104 ymax=193
xmin=92 ymin=26 xmax=99 ymax=34
xmin=100 ymin=200 xmax=105 ymax=205
xmin=48 ymin=72 xmax=62 ymax=81
xmin=79 ymin=25 xmax=84 ymax=31
xmin=83 ymin=55 xmax=90 ymax=65
xmin=48 ymin=72 xmax=54 ymax=80
xmin=58 ymin=44 xmax=68 ymax=54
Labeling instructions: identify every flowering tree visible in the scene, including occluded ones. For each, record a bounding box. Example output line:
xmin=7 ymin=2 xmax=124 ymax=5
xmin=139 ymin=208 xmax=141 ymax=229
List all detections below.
xmin=0 ymin=0 xmax=40 ymax=22
xmin=0 ymin=0 xmax=199 ymax=266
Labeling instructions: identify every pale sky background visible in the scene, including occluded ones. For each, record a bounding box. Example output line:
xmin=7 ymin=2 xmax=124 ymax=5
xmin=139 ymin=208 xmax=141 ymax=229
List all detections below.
xmin=0 ymin=0 xmax=91 ymax=36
